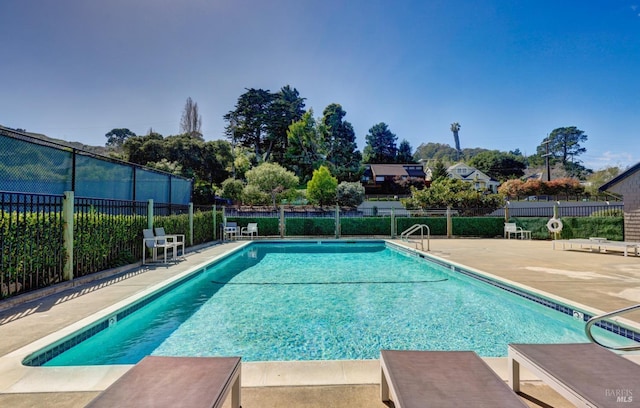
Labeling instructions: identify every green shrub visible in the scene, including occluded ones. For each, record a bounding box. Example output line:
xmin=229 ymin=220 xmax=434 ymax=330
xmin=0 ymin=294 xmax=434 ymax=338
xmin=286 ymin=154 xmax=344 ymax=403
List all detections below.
xmin=286 ymin=218 xmax=335 ymax=236
xmin=336 ymin=182 xmax=366 ymax=207
xmin=1 ymin=212 xmax=65 ymax=291
xmin=396 ymin=217 xmax=447 ymax=235
xmin=557 ymin=216 xmax=623 ymax=240
xmin=341 ymin=217 xmax=390 ymax=235
xmin=453 ymin=217 xmax=504 ymax=237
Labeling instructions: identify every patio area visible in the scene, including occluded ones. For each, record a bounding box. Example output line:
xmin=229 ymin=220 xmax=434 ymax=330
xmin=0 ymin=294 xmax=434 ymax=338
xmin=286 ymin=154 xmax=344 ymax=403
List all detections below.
xmin=1 ymin=238 xmax=639 ymax=407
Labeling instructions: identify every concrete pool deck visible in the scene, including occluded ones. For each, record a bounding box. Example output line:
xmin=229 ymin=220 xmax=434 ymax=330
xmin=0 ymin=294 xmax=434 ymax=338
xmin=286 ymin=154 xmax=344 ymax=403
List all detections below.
xmin=1 ymin=238 xmax=639 ymax=407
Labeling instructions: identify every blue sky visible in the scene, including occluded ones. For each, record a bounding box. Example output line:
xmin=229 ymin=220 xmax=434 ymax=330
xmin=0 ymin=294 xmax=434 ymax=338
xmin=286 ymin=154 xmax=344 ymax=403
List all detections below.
xmin=2 ymin=0 xmax=639 ymax=170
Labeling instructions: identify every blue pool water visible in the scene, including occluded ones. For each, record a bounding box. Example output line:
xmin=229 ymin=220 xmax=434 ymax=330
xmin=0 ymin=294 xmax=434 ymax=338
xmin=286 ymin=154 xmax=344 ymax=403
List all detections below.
xmin=38 ymin=241 xmax=625 ymax=365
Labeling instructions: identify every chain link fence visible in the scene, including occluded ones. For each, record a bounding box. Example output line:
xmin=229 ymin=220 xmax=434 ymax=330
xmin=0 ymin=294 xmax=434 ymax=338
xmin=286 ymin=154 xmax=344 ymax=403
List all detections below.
xmin=0 ymin=126 xmax=191 ymax=204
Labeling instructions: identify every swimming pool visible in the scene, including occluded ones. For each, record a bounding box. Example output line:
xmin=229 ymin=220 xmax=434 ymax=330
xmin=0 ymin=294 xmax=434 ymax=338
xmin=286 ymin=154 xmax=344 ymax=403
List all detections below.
xmin=25 ymin=241 xmax=636 ymax=366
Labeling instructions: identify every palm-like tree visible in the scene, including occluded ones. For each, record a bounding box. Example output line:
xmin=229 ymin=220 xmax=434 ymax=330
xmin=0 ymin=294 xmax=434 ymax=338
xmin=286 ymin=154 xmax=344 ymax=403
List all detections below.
xmin=450 ymin=122 xmax=461 ymax=161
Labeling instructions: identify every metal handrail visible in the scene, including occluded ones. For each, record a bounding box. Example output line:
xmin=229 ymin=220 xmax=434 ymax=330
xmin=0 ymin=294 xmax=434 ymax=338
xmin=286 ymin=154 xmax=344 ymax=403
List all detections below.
xmin=400 ymin=224 xmax=430 ymax=252
xmin=585 ymin=303 xmax=640 ymax=351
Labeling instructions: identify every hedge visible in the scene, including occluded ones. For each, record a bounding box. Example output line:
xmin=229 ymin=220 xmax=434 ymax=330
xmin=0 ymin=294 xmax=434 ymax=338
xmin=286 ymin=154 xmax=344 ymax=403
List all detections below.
xmin=510 ymin=216 xmax=623 ymax=241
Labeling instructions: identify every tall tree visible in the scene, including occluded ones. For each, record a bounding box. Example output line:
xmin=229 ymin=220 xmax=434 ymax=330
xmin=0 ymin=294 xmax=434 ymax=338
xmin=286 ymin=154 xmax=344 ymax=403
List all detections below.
xmin=180 ymin=97 xmax=203 ymax=139
xmin=396 ymin=139 xmax=414 ymax=163
xmin=164 ymin=134 xmax=204 ymax=179
xmin=122 ymin=133 xmax=165 ymax=165
xmin=267 ymin=85 xmax=306 ymax=163
xmin=536 ymin=126 xmax=588 ymax=165
xmin=284 ymin=110 xmax=325 ymax=183
xmin=224 ymin=88 xmax=274 ymax=161
xmin=321 ymin=103 xmax=362 ymax=181
xmin=105 ymin=128 xmax=136 ymax=148
xmin=363 ymin=122 xmax=397 ymax=164
xmin=450 ymin=122 xmax=461 ymax=161
xmin=224 ymin=86 xmax=306 ymax=164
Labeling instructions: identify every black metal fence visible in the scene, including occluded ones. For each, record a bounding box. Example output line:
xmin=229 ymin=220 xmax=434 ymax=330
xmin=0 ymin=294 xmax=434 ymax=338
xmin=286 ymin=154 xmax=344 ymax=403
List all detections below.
xmin=1 ymin=192 xmax=65 ymax=298
xmin=74 ymin=197 xmax=148 ymax=278
xmin=1 ymin=190 xmax=210 ymax=299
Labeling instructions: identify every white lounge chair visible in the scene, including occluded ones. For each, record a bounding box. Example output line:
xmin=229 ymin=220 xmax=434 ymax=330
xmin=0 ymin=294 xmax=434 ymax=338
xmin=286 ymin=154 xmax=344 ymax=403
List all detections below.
xmin=142 ymin=228 xmax=178 ymax=264
xmin=241 ymin=223 xmax=258 ymax=239
xmin=509 ymin=343 xmax=639 ymax=407
xmin=504 ymin=222 xmax=531 ymax=239
xmin=381 ymin=350 xmax=527 ymax=407
xmin=552 ymin=238 xmax=639 ymax=257
xmin=154 ymin=227 xmax=185 ymax=259
xmin=86 ymin=356 xmax=241 ymax=408
xmin=223 ymin=222 xmax=239 ymax=241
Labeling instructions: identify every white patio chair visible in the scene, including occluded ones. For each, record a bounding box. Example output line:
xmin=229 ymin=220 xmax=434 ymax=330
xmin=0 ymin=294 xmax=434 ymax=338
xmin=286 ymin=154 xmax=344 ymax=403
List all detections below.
xmin=504 ymin=222 xmax=531 ymax=240
xmin=223 ymin=221 xmax=239 ymax=241
xmin=154 ymin=227 xmax=185 ymax=259
xmin=241 ymin=223 xmax=258 ymax=239
xmin=142 ymin=228 xmax=178 ymax=264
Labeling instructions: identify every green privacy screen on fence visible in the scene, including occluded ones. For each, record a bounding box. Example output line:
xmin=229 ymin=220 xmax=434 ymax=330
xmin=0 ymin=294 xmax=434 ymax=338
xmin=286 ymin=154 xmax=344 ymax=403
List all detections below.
xmin=0 ymin=127 xmax=191 ymax=204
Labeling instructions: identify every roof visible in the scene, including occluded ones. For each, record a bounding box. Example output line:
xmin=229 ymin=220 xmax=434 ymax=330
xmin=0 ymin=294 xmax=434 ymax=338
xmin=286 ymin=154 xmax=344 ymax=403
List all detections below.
xmin=599 ymin=162 xmax=640 ymax=192
xmin=370 ymin=164 xmax=409 ymax=177
xmin=405 ymin=168 xmax=426 ymax=177
xmin=446 ymin=163 xmax=498 ymax=183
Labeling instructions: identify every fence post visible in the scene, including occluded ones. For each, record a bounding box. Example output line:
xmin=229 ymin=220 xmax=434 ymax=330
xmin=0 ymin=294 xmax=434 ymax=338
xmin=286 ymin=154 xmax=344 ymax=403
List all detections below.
xmin=391 ymin=208 xmax=396 ymax=238
xmin=446 ymin=205 xmax=453 ymax=238
xmin=62 ymin=191 xmax=74 ymax=281
xmin=280 ymin=206 xmax=285 ymax=238
xmin=213 ymin=204 xmax=217 ymax=241
xmin=553 ymin=203 xmax=560 ymax=239
xmin=189 ymin=202 xmax=194 ymax=246
xmin=335 ymin=205 xmax=340 ymax=238
xmin=147 ymin=199 xmax=154 ymax=229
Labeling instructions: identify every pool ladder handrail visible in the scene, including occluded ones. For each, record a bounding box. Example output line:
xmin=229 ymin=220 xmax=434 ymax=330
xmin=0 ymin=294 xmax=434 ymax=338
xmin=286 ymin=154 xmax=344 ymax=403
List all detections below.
xmin=585 ymin=303 xmax=640 ymax=351
xmin=400 ymin=224 xmax=430 ymax=252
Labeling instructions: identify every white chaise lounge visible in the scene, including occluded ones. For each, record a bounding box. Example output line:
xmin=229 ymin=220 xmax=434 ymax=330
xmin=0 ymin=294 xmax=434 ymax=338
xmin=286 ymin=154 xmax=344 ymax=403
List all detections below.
xmin=552 ymin=238 xmax=639 ymax=256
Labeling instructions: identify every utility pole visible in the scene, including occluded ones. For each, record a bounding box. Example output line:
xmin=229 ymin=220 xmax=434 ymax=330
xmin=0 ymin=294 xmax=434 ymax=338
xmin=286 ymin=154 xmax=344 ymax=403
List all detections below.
xmin=541 ymin=136 xmax=552 ymax=181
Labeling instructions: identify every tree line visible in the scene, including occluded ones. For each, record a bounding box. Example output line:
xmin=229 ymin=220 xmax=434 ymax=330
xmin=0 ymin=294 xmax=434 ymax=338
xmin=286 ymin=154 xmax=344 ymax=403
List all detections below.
xmin=104 ymin=85 xmax=602 ymax=206
xmin=106 ymin=86 xmax=423 ymax=204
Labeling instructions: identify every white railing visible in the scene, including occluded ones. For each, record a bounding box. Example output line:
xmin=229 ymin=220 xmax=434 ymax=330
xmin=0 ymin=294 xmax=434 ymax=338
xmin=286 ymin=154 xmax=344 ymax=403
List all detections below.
xmin=585 ymin=304 xmax=640 ymax=351
xmin=400 ymin=224 xmax=430 ymax=251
